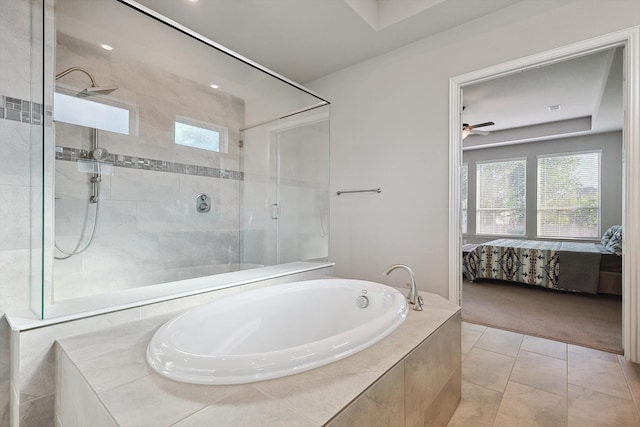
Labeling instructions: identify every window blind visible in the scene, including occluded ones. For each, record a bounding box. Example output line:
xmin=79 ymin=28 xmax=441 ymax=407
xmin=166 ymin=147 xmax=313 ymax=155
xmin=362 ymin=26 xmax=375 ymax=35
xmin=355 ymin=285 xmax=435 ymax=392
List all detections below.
xmin=476 ymin=159 xmax=526 ymax=236
xmin=462 ymin=163 xmax=468 ymax=234
xmin=537 ymin=151 xmax=601 ymax=238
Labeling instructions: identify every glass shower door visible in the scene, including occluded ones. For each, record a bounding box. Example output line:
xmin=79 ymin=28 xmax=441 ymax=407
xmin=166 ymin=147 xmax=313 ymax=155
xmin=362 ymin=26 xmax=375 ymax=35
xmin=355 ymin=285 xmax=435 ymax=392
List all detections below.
xmin=274 ymin=107 xmax=330 ymax=264
xmin=240 ymin=105 xmax=330 ymax=266
xmin=238 ymin=121 xmax=278 ymax=267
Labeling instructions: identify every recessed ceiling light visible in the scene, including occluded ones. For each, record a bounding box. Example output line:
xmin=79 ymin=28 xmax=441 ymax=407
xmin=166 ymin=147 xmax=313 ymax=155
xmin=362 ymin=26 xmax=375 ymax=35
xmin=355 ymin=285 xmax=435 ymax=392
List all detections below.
xmin=100 ymin=44 xmax=113 ymax=51
xmin=548 ymin=104 xmax=562 ymax=112
xmin=209 ymin=84 xmax=219 ymax=89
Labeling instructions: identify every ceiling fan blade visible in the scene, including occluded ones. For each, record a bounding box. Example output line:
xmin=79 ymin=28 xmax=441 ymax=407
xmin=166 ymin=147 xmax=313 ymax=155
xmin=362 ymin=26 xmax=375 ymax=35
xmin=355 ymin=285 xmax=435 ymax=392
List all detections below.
xmin=469 ymin=121 xmax=495 ymax=129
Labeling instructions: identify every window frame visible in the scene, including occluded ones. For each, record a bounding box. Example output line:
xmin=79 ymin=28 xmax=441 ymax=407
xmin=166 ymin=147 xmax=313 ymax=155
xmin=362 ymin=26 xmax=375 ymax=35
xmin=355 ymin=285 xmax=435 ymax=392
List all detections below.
xmin=536 ymin=149 xmax=602 ymax=240
xmin=53 ymin=87 xmax=135 ymax=135
xmin=174 ymin=115 xmax=228 ymax=153
xmin=461 ymin=163 xmax=468 ymax=235
xmin=475 ymin=157 xmax=527 ymax=237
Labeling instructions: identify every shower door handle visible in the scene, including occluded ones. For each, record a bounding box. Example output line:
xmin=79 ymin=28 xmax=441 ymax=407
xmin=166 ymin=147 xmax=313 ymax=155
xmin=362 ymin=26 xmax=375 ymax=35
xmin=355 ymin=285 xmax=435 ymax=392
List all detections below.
xmin=271 ymin=203 xmax=280 ymax=220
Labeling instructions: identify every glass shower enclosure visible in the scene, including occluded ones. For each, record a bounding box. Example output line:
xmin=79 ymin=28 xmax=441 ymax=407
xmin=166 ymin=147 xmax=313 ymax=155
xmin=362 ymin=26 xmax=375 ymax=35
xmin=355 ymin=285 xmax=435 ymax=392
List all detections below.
xmin=39 ymin=0 xmax=330 ymax=318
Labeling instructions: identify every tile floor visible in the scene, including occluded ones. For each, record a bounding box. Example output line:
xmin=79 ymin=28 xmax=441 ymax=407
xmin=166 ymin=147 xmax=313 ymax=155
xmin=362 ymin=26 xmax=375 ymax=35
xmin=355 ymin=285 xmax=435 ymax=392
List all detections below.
xmin=447 ymin=322 xmax=640 ymax=427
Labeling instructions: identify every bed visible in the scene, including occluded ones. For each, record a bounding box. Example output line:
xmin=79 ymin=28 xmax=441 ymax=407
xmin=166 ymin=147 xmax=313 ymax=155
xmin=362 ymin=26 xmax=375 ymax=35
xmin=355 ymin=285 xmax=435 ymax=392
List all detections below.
xmin=463 ymin=236 xmax=622 ymax=295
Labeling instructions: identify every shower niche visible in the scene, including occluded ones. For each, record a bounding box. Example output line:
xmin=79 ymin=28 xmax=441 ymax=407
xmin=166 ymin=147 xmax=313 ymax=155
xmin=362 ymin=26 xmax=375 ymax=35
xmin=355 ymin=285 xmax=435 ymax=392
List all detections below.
xmin=42 ymin=0 xmax=330 ymax=318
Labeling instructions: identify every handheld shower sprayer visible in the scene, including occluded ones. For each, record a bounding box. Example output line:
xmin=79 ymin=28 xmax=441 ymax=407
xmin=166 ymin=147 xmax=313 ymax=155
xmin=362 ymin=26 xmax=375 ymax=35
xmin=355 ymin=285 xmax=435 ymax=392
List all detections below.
xmin=91 ymin=147 xmax=110 ymax=161
xmin=54 ymin=67 xmax=118 ymax=259
xmin=55 ymin=66 xmax=117 ymax=204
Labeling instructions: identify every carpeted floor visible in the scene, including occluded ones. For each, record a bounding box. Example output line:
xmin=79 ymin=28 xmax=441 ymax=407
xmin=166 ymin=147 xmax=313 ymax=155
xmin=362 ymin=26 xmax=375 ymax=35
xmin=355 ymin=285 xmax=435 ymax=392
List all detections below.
xmin=462 ymin=279 xmax=623 ymax=354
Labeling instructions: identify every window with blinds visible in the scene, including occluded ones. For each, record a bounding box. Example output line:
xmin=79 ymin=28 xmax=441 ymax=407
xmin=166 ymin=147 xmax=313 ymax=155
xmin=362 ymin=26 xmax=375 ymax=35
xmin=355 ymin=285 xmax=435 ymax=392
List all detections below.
xmin=476 ymin=159 xmax=526 ymax=236
xmin=537 ymin=151 xmax=601 ymax=238
xmin=462 ymin=163 xmax=468 ymax=234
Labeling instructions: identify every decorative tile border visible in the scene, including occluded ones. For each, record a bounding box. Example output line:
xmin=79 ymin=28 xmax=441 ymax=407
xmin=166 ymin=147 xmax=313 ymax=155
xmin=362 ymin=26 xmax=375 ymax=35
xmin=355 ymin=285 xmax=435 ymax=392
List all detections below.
xmin=0 ymin=94 xmax=51 ymax=126
xmin=0 ymin=95 xmax=242 ymax=180
xmin=55 ymin=146 xmax=243 ymax=180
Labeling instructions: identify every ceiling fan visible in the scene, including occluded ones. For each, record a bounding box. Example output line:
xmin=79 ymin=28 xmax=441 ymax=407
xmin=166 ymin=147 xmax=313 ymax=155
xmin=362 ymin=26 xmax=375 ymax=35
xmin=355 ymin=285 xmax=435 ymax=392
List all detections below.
xmin=462 ymin=121 xmax=495 ymax=139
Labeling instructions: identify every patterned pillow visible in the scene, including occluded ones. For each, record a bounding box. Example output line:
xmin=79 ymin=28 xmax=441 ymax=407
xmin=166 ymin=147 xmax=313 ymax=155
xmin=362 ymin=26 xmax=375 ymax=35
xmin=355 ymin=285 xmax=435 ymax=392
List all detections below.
xmin=602 ymin=225 xmax=621 ymax=247
xmin=602 ymin=225 xmax=623 ymax=256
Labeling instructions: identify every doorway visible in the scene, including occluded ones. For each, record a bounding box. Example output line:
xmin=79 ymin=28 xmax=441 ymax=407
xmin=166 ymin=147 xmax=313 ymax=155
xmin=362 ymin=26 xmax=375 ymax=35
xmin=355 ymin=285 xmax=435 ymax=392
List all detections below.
xmin=448 ymin=28 xmax=640 ymax=362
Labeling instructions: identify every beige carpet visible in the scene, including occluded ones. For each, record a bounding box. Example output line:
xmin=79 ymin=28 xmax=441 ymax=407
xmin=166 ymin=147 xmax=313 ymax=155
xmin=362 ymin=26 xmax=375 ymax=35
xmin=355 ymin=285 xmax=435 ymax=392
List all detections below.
xmin=462 ymin=279 xmax=623 ymax=354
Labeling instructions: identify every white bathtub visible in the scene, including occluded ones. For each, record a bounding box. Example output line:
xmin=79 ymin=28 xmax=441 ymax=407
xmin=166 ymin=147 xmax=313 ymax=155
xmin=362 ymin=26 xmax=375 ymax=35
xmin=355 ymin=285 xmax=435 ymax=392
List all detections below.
xmin=146 ymin=278 xmax=408 ymax=385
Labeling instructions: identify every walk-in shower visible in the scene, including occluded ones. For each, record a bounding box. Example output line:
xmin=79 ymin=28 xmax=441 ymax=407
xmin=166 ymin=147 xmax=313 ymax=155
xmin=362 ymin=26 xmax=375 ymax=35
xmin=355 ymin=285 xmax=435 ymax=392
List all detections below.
xmin=39 ymin=0 xmax=330 ymax=318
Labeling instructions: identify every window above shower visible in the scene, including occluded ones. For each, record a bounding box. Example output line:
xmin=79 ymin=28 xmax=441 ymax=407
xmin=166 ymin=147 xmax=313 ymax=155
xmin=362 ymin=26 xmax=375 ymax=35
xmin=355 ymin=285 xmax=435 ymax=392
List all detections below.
xmin=174 ymin=116 xmax=228 ymax=153
xmin=53 ymin=91 xmax=133 ymax=135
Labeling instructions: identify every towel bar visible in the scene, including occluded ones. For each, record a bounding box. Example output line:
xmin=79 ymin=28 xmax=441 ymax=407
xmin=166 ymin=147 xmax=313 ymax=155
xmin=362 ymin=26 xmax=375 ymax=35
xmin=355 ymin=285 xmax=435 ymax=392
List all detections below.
xmin=336 ymin=188 xmax=382 ymax=195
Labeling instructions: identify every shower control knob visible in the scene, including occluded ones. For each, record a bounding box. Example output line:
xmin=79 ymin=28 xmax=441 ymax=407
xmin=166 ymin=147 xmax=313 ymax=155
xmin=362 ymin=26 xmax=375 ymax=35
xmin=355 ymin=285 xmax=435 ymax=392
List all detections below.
xmin=196 ymin=193 xmax=211 ymax=213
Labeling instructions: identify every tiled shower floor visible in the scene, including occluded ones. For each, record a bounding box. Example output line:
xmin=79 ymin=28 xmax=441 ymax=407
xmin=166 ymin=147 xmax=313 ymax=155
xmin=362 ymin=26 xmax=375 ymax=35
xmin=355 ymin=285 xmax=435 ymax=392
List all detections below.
xmin=447 ymin=322 xmax=640 ymax=427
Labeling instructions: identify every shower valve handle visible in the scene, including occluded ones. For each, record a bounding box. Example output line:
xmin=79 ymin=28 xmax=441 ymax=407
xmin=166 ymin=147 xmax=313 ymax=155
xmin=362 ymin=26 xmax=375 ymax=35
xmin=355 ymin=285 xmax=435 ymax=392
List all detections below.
xmin=196 ymin=193 xmax=211 ymax=213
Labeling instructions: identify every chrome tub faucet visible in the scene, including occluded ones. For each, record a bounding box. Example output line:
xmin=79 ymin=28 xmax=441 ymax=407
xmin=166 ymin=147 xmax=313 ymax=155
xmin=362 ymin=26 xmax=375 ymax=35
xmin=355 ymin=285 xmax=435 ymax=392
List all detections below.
xmin=383 ymin=264 xmax=424 ymax=311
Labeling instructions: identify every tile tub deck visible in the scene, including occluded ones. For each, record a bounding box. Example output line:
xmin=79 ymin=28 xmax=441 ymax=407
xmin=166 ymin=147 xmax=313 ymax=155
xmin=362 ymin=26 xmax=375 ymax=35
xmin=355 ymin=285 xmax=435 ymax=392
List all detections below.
xmin=55 ymin=291 xmax=461 ymax=426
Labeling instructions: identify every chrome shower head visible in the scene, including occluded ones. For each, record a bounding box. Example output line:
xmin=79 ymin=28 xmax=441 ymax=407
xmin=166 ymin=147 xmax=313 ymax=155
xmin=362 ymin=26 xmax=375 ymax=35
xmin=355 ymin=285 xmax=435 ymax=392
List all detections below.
xmin=78 ymin=86 xmax=118 ymax=97
xmin=55 ymin=66 xmax=118 ymax=97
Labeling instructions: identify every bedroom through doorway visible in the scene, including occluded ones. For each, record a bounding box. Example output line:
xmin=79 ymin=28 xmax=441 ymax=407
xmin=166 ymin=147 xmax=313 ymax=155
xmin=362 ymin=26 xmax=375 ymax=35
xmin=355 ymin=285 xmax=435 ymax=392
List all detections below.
xmin=455 ymin=44 xmax=625 ymax=354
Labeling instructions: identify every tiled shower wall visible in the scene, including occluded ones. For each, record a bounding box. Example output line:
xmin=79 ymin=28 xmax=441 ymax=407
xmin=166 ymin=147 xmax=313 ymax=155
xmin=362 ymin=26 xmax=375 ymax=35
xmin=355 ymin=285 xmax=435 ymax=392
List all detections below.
xmin=0 ymin=1 xmax=35 ymax=314
xmin=0 ymin=0 xmax=39 ymax=425
xmin=52 ymin=33 xmax=246 ymax=300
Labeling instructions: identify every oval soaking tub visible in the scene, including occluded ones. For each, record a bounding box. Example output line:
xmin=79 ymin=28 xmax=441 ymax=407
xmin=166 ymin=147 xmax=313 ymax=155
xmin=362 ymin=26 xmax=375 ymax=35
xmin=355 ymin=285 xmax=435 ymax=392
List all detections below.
xmin=146 ymin=278 xmax=408 ymax=385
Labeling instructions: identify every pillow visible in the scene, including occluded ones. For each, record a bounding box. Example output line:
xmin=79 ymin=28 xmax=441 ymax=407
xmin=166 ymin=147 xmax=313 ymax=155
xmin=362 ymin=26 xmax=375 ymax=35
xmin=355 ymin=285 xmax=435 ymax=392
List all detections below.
xmin=602 ymin=225 xmax=622 ymax=247
xmin=606 ymin=227 xmax=623 ymax=256
xmin=602 ymin=225 xmax=623 ymax=256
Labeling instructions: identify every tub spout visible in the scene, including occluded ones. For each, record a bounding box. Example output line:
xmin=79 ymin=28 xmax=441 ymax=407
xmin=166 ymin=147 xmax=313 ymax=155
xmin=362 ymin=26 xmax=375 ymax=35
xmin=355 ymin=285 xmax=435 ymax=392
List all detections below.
xmin=383 ymin=264 xmax=423 ymax=311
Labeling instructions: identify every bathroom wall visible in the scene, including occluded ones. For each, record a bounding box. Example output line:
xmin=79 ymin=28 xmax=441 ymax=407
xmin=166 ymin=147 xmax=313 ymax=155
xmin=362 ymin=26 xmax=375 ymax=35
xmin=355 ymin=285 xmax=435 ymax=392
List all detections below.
xmin=307 ymin=0 xmax=640 ymax=297
xmin=52 ymin=33 xmax=245 ymax=300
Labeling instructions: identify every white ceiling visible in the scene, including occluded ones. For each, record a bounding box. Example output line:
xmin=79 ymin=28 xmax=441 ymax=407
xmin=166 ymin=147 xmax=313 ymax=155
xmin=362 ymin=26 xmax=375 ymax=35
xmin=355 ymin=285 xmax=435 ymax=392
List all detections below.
xmin=134 ymin=0 xmax=524 ymax=83
xmin=462 ymin=46 xmax=623 ymax=149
